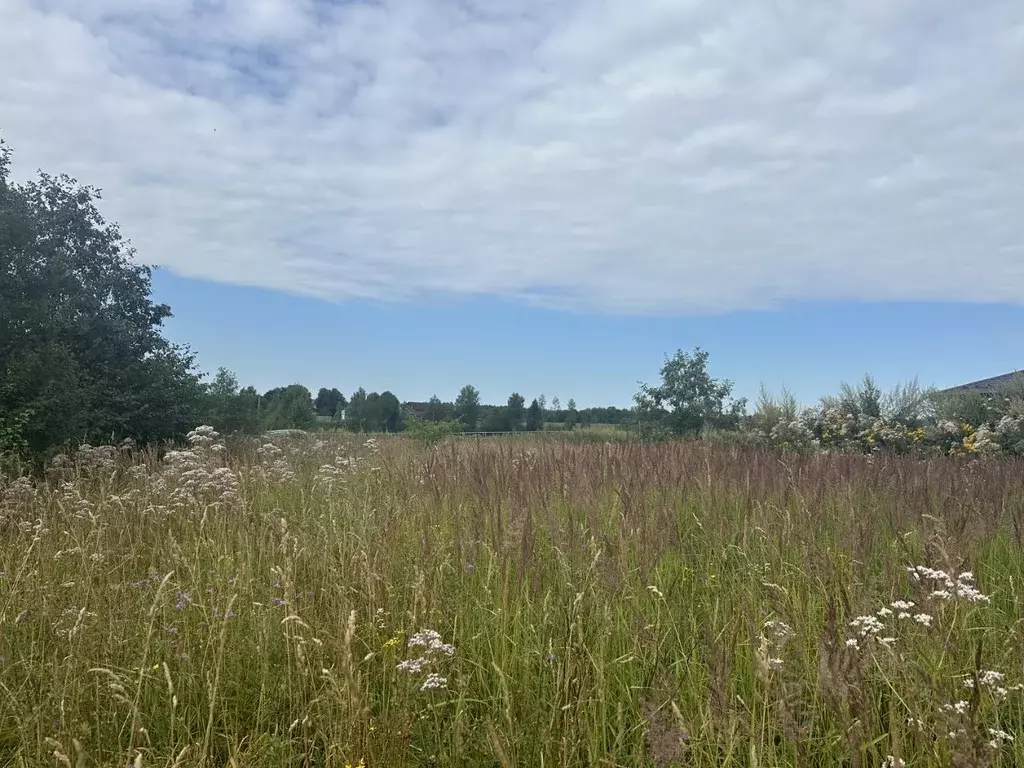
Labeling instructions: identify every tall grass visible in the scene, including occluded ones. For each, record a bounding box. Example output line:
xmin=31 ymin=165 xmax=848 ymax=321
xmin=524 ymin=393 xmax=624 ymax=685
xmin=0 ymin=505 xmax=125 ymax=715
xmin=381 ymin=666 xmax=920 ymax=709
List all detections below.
xmin=1 ymin=432 xmax=1023 ymax=766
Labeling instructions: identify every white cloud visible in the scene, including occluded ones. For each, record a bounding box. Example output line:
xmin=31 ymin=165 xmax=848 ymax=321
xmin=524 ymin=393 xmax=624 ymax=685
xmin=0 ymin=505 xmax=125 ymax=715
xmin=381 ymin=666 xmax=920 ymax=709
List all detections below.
xmin=2 ymin=0 xmax=1023 ymax=313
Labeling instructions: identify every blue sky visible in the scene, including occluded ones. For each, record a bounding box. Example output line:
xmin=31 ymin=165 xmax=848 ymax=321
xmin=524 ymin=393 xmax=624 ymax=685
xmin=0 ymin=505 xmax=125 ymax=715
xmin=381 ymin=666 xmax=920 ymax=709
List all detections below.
xmin=3 ymin=0 xmax=1023 ymax=408
xmin=154 ymin=270 xmax=1024 ymax=408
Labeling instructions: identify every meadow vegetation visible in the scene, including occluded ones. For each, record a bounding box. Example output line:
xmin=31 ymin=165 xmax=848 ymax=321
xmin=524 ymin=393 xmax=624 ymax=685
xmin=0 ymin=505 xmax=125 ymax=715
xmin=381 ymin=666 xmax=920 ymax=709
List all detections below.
xmin=2 ymin=429 xmax=1023 ymax=767
xmin=4 ymin=127 xmax=1024 ymax=768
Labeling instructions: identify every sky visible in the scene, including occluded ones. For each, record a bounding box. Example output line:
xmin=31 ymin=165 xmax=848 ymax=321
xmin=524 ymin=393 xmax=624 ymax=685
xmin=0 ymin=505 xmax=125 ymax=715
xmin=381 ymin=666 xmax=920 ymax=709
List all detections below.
xmin=2 ymin=0 xmax=1023 ymax=406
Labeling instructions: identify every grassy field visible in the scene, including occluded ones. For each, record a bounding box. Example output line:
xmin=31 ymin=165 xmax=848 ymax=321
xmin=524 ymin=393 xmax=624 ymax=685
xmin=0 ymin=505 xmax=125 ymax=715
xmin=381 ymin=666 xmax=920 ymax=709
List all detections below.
xmin=1 ymin=430 xmax=1023 ymax=767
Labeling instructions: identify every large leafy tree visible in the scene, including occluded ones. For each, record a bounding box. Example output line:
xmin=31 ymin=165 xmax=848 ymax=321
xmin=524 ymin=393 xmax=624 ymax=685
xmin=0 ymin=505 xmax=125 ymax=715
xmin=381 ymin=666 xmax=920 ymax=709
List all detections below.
xmin=0 ymin=141 xmax=203 ymax=458
xmin=314 ymin=387 xmax=346 ymax=419
xmin=525 ymin=398 xmax=543 ymax=431
xmin=506 ymin=392 xmax=526 ymax=431
xmin=203 ymin=368 xmax=261 ymax=434
xmin=262 ymin=384 xmax=315 ymax=430
xmin=345 ymin=388 xmax=369 ymax=431
xmin=454 ymin=385 xmax=481 ymax=431
xmin=634 ymin=347 xmax=746 ymax=436
xmin=565 ymin=398 xmax=579 ymax=429
xmin=480 ymin=406 xmax=508 ymax=432
xmin=425 ymin=395 xmax=445 ymax=422
xmin=377 ymin=391 xmax=403 ymax=432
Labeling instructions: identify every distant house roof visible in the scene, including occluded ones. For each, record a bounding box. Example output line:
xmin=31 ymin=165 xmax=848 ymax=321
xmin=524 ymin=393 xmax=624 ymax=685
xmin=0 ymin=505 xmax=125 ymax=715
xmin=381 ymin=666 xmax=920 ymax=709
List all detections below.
xmin=940 ymin=370 xmax=1024 ymax=396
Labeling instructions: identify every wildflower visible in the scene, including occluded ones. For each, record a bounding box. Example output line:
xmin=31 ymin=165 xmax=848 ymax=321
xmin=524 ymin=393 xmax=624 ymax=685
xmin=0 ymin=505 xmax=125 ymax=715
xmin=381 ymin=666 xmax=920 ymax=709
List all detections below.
xmin=909 ymin=565 xmax=990 ymax=603
xmin=876 ymin=606 xmax=893 ymax=617
xmin=408 ymin=629 xmax=455 ymax=657
xmin=764 ymin=620 xmax=793 ymax=641
xmin=647 ymin=585 xmax=664 ymax=599
xmin=845 ymin=638 xmax=859 ymax=649
xmin=913 ymin=613 xmax=933 ymax=627
xmin=987 ymin=728 xmax=1014 ymax=749
xmin=397 ymin=658 xmax=428 ymax=674
xmin=964 ymin=670 xmax=1007 ymax=691
xmin=878 ymin=637 xmax=897 ymax=648
xmin=942 ymin=700 xmax=971 ymax=716
xmin=849 ymin=615 xmax=884 ymax=637
xmin=421 ymin=673 xmax=448 ymax=691
xmin=907 ymin=565 xmax=948 ymax=582
xmin=951 ymin=574 xmax=990 ymax=603
xmin=397 ymin=629 xmax=454 ymax=691
xmin=882 ymin=757 xmax=905 ymax=768
xmin=53 ymin=607 xmax=96 ymax=639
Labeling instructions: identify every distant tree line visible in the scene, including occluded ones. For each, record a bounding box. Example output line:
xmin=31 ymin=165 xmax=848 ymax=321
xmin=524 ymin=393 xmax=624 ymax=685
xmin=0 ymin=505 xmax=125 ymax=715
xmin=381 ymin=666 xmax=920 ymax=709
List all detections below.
xmin=194 ymin=371 xmax=634 ymax=436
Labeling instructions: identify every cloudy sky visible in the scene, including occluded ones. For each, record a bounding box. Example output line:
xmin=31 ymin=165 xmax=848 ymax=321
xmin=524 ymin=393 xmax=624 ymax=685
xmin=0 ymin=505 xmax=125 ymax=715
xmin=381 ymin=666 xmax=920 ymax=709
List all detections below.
xmin=3 ymin=0 xmax=1023 ymax=403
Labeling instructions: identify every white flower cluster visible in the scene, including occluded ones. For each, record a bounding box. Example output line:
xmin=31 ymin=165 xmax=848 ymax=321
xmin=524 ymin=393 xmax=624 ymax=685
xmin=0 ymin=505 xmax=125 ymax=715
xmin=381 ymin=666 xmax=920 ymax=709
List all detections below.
xmin=995 ymin=414 xmax=1024 ymax=445
xmin=187 ymin=425 xmax=221 ymax=447
xmin=52 ymin=606 xmax=97 ymax=640
xmin=160 ymin=449 xmax=239 ymax=508
xmin=942 ymin=699 xmax=971 ymax=716
xmin=0 ymin=475 xmax=37 ymax=520
xmin=397 ymin=629 xmax=455 ymax=692
xmin=768 ymin=419 xmax=818 ymax=452
xmin=849 ymin=614 xmax=886 ymax=640
xmin=313 ymin=455 xmax=360 ymax=491
xmin=256 ymin=442 xmax=296 ymax=483
xmin=987 ymin=728 xmax=1015 ymax=750
xmin=940 ymin=669 xmax=1022 ymax=747
xmin=421 ymin=673 xmax=448 ymax=691
xmin=155 ymin=427 xmax=239 ymax=509
xmin=756 ymin=619 xmax=793 ymax=670
xmin=907 ymin=566 xmax=990 ymax=604
xmin=408 ymin=628 xmax=455 ymax=657
xmin=846 ymin=598 xmax=938 ymax=650
xmin=72 ymin=443 xmax=120 ymax=474
xmin=963 ymin=670 xmax=1024 ymax=701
